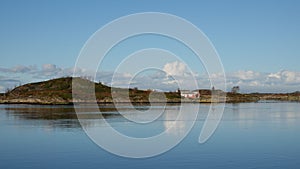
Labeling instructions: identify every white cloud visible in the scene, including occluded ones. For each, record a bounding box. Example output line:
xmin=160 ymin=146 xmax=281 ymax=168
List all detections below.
xmin=268 ymin=73 xmax=281 ymax=79
xmin=224 ymin=70 xmax=300 ymax=92
xmin=42 ymin=64 xmax=59 ymax=72
xmin=1 ymin=64 xmax=300 ymax=93
xmin=163 ymin=61 xmax=187 ymax=76
xmin=0 ymin=65 xmax=36 ymax=73
xmin=231 ymin=70 xmax=262 ymax=80
xmin=281 ymin=71 xmax=300 ymax=84
xmin=0 ymin=64 xmax=70 ymax=92
xmin=12 ymin=65 xmax=32 ymax=73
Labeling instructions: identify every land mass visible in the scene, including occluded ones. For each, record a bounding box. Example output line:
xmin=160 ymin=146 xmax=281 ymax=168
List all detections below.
xmin=0 ymin=77 xmax=299 ymax=104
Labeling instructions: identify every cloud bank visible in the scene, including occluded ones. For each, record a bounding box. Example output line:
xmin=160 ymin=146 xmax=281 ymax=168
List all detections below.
xmin=0 ymin=63 xmax=299 ymax=93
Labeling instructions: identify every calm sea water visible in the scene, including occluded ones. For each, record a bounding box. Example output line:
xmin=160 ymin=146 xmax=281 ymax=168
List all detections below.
xmin=0 ymin=102 xmax=300 ymax=169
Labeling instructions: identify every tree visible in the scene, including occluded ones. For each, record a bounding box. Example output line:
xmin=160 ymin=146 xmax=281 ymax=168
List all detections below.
xmin=5 ymin=87 xmax=11 ymax=94
xmin=177 ymin=88 xmax=181 ymax=94
xmin=231 ymin=86 xmax=240 ymax=93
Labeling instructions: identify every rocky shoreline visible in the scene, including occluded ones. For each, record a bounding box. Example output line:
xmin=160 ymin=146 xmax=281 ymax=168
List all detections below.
xmin=1 ymin=92 xmax=299 ymax=105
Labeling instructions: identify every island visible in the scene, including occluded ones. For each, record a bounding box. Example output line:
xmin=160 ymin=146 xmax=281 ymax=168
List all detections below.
xmin=0 ymin=77 xmax=299 ymax=105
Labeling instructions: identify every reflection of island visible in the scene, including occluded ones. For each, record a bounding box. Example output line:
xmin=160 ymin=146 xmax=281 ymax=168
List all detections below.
xmin=0 ymin=77 xmax=299 ymax=105
xmin=2 ymin=105 xmax=124 ymax=129
xmin=4 ymin=106 xmax=81 ymax=129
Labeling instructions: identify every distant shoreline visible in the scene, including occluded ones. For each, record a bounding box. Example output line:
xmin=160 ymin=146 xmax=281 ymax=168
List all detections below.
xmin=1 ymin=93 xmax=299 ymax=105
xmin=0 ymin=77 xmax=299 ymax=105
xmin=0 ymin=100 xmax=299 ymax=106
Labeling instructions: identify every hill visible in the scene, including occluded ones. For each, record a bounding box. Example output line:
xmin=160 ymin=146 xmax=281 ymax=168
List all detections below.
xmin=0 ymin=77 xmax=181 ymax=104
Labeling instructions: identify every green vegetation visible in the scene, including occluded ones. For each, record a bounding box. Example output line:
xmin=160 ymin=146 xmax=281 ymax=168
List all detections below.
xmin=0 ymin=77 xmax=181 ymax=104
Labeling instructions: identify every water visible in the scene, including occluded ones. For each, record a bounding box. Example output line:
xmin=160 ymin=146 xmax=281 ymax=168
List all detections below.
xmin=0 ymin=102 xmax=300 ymax=169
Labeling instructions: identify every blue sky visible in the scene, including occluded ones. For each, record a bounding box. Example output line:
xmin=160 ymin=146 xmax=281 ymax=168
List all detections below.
xmin=1 ymin=0 xmax=300 ymax=92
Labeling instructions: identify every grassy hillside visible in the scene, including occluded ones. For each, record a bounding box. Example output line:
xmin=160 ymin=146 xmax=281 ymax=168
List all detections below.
xmin=2 ymin=77 xmax=74 ymax=104
xmin=0 ymin=77 xmax=181 ymax=104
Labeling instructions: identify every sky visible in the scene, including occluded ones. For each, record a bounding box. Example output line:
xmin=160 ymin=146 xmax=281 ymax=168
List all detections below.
xmin=0 ymin=0 xmax=300 ymax=93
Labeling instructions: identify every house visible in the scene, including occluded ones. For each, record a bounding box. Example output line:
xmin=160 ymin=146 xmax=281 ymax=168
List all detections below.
xmin=180 ymin=90 xmax=200 ymax=99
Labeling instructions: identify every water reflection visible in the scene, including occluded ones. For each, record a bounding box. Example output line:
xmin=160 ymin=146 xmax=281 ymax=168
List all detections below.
xmin=223 ymin=102 xmax=300 ymax=128
xmin=163 ymin=109 xmax=187 ymax=136
xmin=1 ymin=102 xmax=300 ymax=131
xmin=1 ymin=103 xmax=300 ymax=168
xmin=1 ymin=104 xmax=122 ymax=129
xmin=1 ymin=104 xmax=191 ymax=132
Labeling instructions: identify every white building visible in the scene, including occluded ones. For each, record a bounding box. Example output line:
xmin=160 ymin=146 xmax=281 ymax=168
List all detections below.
xmin=180 ymin=90 xmax=200 ymax=99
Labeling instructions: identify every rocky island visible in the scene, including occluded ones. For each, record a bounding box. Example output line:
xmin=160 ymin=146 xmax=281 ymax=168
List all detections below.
xmin=0 ymin=77 xmax=299 ymax=105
